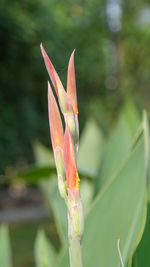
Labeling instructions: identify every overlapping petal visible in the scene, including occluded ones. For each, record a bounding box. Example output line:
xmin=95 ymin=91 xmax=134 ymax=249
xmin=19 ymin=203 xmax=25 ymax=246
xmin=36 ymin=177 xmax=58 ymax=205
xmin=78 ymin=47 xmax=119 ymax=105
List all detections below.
xmin=64 ymin=125 xmax=80 ymax=191
xmin=48 ymin=82 xmax=64 ymax=151
xmin=42 ymin=47 xmax=80 ymax=193
xmin=67 ymin=50 xmax=78 ymax=115
xmin=41 ymin=44 xmax=72 ymax=114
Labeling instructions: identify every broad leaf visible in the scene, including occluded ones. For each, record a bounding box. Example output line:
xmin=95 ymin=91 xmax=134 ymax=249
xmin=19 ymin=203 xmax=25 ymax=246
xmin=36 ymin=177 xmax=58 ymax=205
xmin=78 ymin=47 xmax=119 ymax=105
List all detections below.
xmin=5 ymin=165 xmax=55 ymax=184
xmin=98 ymin=101 xmax=140 ymax=189
xmin=131 ymin=112 xmax=150 ymax=267
xmin=83 ymin=136 xmax=147 ymax=267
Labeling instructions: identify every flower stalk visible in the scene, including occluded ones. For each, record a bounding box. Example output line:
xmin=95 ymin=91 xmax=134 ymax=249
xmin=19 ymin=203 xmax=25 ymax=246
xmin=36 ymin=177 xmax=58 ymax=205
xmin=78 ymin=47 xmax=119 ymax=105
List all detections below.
xmin=41 ymin=44 xmax=83 ymax=267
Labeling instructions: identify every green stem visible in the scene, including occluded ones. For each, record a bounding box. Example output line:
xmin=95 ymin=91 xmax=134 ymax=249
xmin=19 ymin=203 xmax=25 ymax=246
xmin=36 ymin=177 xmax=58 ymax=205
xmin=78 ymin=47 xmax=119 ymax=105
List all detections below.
xmin=67 ymin=189 xmax=83 ymax=267
xmin=68 ymin=217 xmax=83 ymax=267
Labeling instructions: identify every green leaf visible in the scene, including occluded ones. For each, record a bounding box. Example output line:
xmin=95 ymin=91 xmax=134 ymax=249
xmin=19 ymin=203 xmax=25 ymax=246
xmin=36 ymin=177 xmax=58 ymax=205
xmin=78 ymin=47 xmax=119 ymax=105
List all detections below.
xmin=20 ymin=165 xmax=54 ymax=182
xmin=5 ymin=165 xmax=55 ymax=184
xmin=77 ymin=119 xmax=103 ymax=177
xmin=83 ymin=137 xmax=147 ymax=267
xmin=58 ymin=124 xmax=147 ymax=267
xmin=34 ymin=229 xmax=57 ymax=267
xmin=131 ymin=112 xmax=150 ymax=267
xmin=142 ymin=113 xmax=150 ymax=203
xmin=0 ymin=225 xmax=12 ymax=267
xmin=98 ymin=101 xmax=140 ymax=189
xmin=4 ymin=142 xmax=55 ymax=183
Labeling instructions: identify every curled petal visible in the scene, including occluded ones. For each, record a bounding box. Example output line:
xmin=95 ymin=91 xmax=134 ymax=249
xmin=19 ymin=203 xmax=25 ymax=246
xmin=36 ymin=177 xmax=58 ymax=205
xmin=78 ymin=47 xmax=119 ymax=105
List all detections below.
xmin=48 ymin=82 xmax=64 ymax=151
xmin=67 ymin=50 xmax=78 ymax=115
xmin=64 ymin=125 xmax=80 ymax=191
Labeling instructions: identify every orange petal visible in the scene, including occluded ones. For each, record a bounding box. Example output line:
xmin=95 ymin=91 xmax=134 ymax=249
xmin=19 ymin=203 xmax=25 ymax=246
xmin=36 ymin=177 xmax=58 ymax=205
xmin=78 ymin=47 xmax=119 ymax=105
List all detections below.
xmin=64 ymin=125 xmax=80 ymax=190
xmin=67 ymin=50 xmax=78 ymax=114
xmin=48 ymin=82 xmax=64 ymax=150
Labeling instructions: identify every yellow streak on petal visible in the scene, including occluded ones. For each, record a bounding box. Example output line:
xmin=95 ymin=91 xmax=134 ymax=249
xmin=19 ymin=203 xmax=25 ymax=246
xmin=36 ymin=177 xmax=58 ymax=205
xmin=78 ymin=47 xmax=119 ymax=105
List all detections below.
xmin=76 ymin=173 xmax=80 ymax=190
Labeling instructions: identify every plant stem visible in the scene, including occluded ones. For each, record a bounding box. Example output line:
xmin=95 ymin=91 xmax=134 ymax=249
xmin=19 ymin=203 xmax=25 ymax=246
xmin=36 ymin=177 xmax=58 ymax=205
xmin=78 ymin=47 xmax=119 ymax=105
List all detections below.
xmin=68 ymin=214 xmax=83 ymax=267
xmin=67 ymin=189 xmax=83 ymax=267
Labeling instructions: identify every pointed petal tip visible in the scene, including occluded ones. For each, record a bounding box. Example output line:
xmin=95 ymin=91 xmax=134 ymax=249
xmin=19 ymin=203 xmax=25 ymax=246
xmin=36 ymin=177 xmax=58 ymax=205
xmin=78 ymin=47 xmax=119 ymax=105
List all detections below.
xmin=40 ymin=43 xmax=46 ymax=57
xmin=69 ymin=49 xmax=76 ymax=61
xmin=40 ymin=43 xmax=44 ymax=52
xmin=72 ymin=49 xmax=76 ymax=55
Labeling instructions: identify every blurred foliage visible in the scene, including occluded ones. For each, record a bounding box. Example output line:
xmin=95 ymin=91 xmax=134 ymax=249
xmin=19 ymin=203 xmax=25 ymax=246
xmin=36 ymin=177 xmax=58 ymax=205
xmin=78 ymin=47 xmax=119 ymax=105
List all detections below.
xmin=10 ymin=223 xmax=39 ymax=267
xmin=1 ymin=1 xmax=150 ymax=265
xmin=0 ymin=0 xmax=150 ymax=172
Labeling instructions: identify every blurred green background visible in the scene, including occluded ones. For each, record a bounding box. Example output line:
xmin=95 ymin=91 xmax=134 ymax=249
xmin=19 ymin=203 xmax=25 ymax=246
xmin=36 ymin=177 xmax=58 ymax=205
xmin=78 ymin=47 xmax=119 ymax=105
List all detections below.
xmin=1 ymin=0 xmax=150 ymax=173
xmin=0 ymin=2 xmax=150 ymax=267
